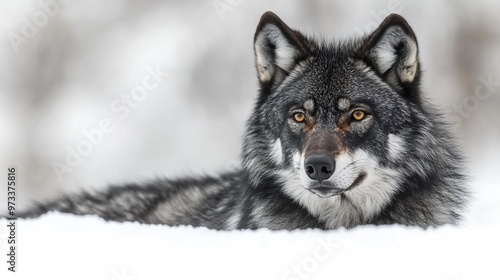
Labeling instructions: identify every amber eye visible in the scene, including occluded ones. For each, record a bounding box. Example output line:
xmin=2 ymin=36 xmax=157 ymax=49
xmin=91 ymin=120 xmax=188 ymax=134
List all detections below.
xmin=292 ymin=112 xmax=306 ymax=123
xmin=352 ymin=110 xmax=366 ymax=121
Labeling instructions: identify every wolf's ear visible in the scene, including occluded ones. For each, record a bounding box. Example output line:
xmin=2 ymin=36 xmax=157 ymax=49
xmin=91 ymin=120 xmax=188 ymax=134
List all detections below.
xmin=254 ymin=11 xmax=310 ymax=86
xmin=358 ymin=14 xmax=420 ymax=91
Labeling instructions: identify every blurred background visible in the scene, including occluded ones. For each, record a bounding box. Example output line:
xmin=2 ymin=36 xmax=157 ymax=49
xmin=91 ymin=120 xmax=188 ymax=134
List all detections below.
xmin=0 ymin=0 xmax=499 ymax=225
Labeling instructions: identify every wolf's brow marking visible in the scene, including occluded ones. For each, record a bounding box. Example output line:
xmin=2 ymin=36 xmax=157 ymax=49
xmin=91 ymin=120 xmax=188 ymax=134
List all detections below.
xmin=337 ymin=98 xmax=350 ymax=111
xmin=304 ymin=99 xmax=315 ymax=111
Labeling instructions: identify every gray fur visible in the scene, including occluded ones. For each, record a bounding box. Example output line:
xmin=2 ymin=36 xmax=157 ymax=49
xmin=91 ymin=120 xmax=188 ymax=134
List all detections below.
xmin=16 ymin=12 xmax=468 ymax=230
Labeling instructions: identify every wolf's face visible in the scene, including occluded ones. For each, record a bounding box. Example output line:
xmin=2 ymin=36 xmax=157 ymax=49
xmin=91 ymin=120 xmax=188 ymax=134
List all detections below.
xmin=264 ymin=53 xmax=421 ymax=199
xmin=243 ymin=12 xmax=426 ymax=223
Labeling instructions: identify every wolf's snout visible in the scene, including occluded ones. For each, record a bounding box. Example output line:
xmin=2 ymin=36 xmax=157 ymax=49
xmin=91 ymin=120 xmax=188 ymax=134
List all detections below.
xmin=304 ymin=153 xmax=335 ymax=182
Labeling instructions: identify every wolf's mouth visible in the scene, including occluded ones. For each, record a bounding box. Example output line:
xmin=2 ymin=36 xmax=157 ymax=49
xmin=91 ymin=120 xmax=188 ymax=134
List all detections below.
xmin=308 ymin=172 xmax=367 ymax=198
xmin=309 ymin=187 xmax=344 ymax=197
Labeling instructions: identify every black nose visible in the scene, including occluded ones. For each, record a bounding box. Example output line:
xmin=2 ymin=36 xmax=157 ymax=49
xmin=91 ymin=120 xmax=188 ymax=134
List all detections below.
xmin=305 ymin=153 xmax=335 ymax=182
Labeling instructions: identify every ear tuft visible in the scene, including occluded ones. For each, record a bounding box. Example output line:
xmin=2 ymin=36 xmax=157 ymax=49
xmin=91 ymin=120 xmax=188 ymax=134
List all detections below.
xmin=359 ymin=14 xmax=419 ymax=86
xmin=254 ymin=11 xmax=309 ymax=86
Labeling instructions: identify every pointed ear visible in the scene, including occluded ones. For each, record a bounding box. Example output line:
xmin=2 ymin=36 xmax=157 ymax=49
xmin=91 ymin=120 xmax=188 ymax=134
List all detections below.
xmin=254 ymin=11 xmax=310 ymax=87
xmin=358 ymin=14 xmax=420 ymax=91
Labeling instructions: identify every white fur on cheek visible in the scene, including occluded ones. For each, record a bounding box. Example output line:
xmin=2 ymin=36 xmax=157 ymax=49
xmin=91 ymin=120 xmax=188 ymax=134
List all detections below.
xmin=270 ymin=138 xmax=284 ymax=165
xmin=388 ymin=134 xmax=406 ymax=160
xmin=343 ymin=151 xmax=400 ymax=221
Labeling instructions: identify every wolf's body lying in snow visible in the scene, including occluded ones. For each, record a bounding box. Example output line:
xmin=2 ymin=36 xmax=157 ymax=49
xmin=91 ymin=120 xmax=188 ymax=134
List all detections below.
xmin=18 ymin=12 xmax=468 ymax=230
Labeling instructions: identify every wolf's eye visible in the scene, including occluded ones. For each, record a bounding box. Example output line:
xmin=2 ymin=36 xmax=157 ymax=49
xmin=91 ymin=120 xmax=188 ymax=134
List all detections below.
xmin=292 ymin=112 xmax=306 ymax=123
xmin=352 ymin=110 xmax=366 ymax=121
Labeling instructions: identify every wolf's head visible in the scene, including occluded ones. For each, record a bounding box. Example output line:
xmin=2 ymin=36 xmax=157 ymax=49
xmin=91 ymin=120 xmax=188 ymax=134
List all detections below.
xmin=242 ymin=12 xmax=464 ymax=226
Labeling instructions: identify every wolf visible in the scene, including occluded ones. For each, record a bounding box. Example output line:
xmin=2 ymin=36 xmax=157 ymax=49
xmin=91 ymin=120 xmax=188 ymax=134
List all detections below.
xmin=17 ymin=12 xmax=468 ymax=230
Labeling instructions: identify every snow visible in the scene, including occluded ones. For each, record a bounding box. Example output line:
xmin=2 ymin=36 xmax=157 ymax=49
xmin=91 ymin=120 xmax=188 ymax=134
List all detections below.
xmin=1 ymin=213 xmax=499 ymax=280
xmin=2 ymin=157 xmax=499 ymax=280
